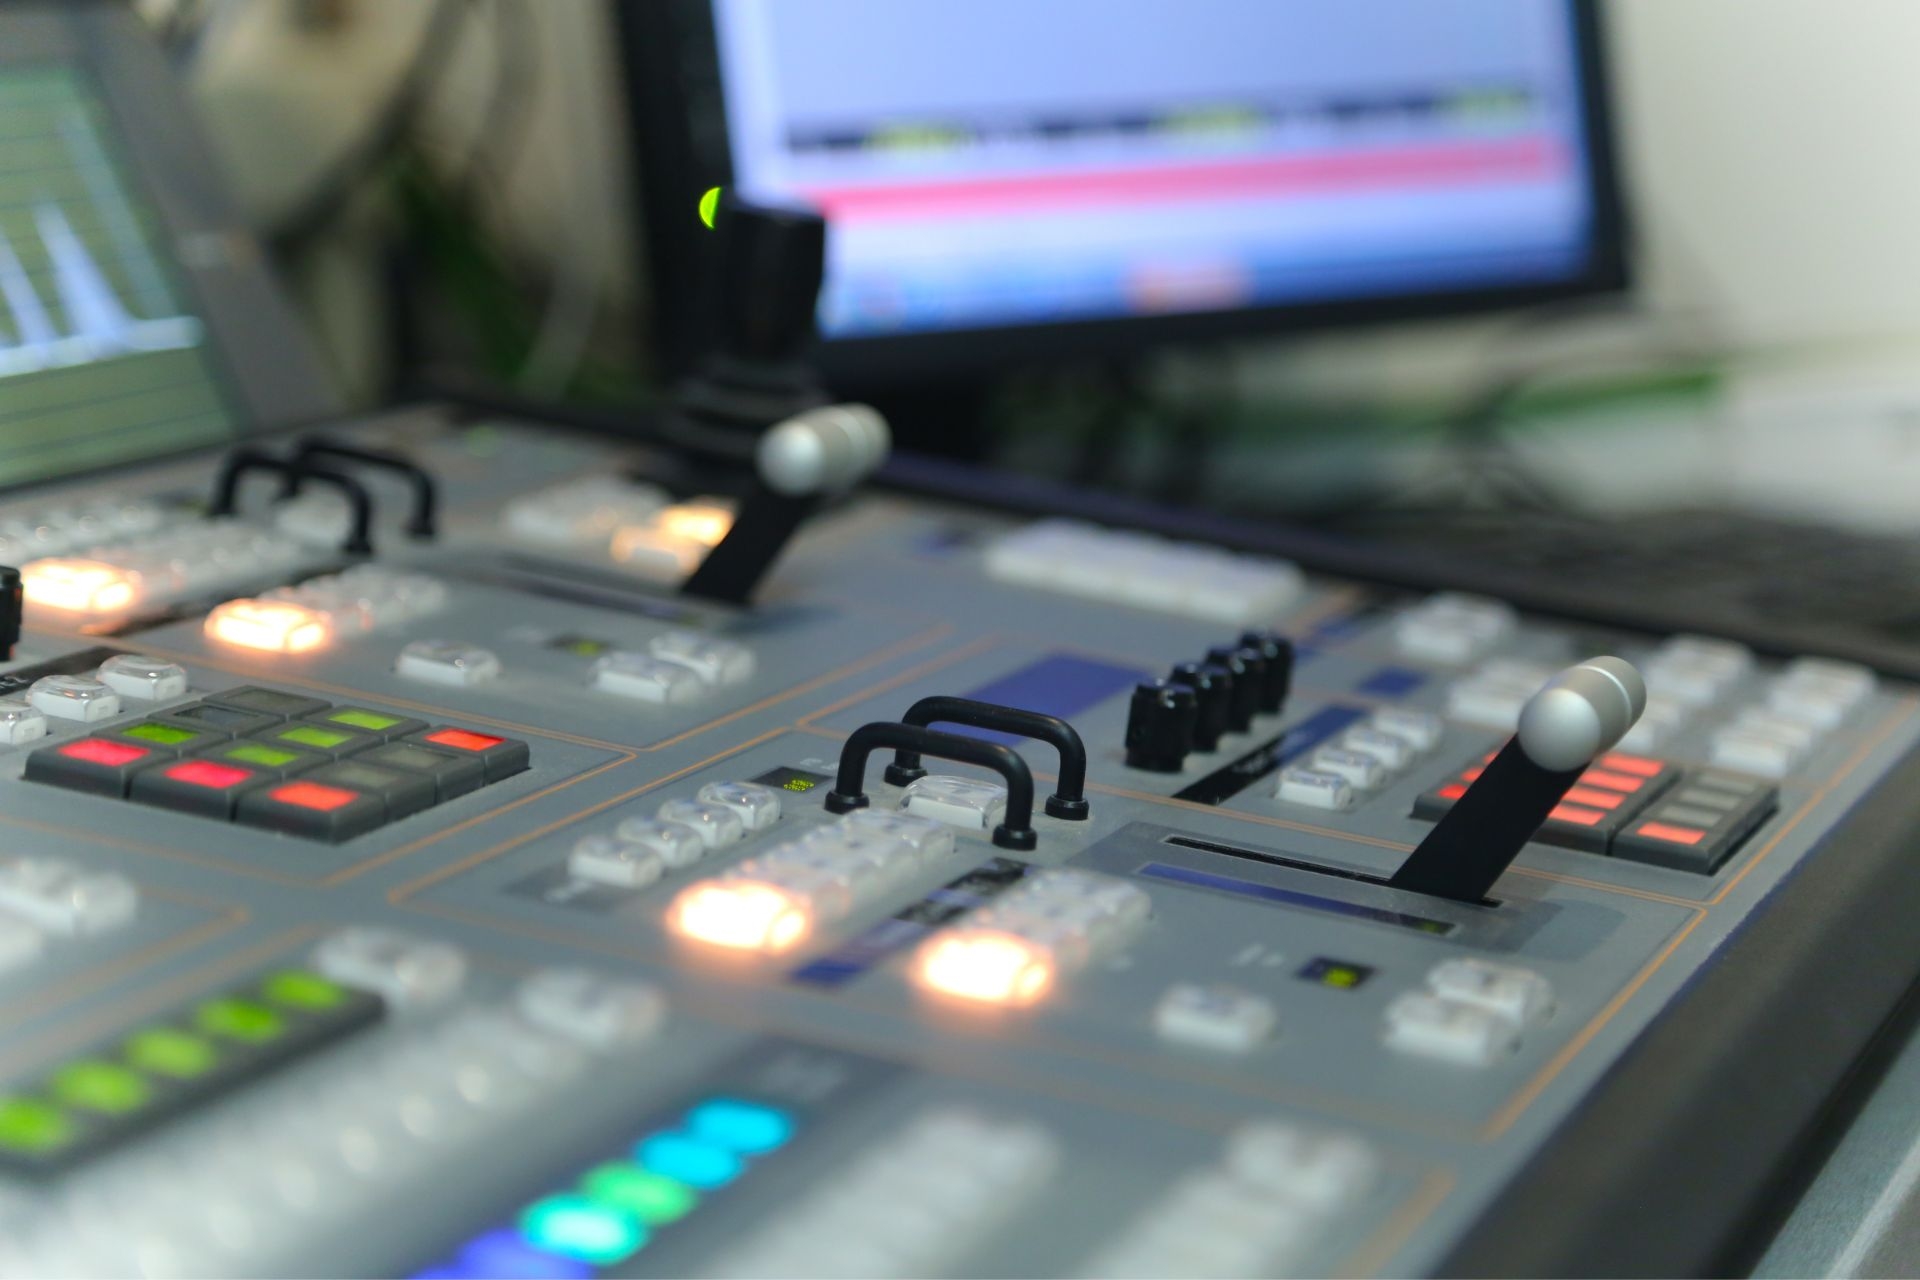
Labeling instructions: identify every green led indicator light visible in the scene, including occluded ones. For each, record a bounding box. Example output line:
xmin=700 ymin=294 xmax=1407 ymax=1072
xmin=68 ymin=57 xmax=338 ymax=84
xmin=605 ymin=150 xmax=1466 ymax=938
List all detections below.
xmin=0 ymin=1097 xmax=73 ymax=1152
xmin=781 ymin=777 xmax=815 ymax=792
xmin=280 ymin=725 xmax=350 ymax=749
xmin=50 ymin=1060 xmax=149 ymax=1115
xmin=520 ymin=1193 xmax=648 ymax=1265
xmin=698 ymin=186 xmax=722 ymax=229
xmin=124 ymin=1027 xmax=219 ymax=1080
xmin=328 ymin=709 xmax=402 ymax=732
xmin=195 ymin=997 xmax=285 ymax=1043
xmin=262 ymin=969 xmax=347 ymax=1011
xmin=582 ymin=1162 xmax=698 ymax=1226
xmin=225 ymin=743 xmax=300 ymax=768
xmin=124 ymin=723 xmax=197 ymax=745
xmin=1297 ymin=956 xmax=1374 ymax=990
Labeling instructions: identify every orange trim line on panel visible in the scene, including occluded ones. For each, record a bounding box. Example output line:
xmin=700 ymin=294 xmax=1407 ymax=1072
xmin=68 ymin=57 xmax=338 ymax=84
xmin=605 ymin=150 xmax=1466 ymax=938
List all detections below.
xmin=1339 ymin=1169 xmax=1458 ymax=1278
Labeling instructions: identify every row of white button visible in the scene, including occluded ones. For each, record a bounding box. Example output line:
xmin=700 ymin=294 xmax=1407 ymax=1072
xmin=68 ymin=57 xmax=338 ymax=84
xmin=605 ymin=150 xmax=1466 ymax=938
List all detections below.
xmin=724 ymin=809 xmax=953 ymax=915
xmin=1274 ymin=707 xmax=1444 ymax=811
xmin=87 ymin=519 xmax=311 ymax=603
xmin=929 ymin=868 xmax=1149 ymax=978
xmin=709 ymin=1107 xmax=1060 ymax=1279
xmin=0 ymin=855 xmax=138 ymax=939
xmin=3 ymin=654 xmax=191 ymax=739
xmin=985 ymin=519 xmax=1306 ymax=625
xmin=0 ymin=497 xmax=169 ymax=564
xmin=1393 ymin=592 xmax=1517 ymax=666
xmin=569 ymin=781 xmax=784 ymax=888
xmin=1709 ymin=657 xmax=1877 ymax=778
xmin=1081 ymin=1121 xmax=1379 ymax=1278
xmin=500 ymin=474 xmax=669 ymax=547
xmin=265 ymin=566 xmax=448 ymax=639
xmin=591 ymin=631 xmax=756 ymax=703
xmin=1382 ymin=957 xmax=1554 ymax=1067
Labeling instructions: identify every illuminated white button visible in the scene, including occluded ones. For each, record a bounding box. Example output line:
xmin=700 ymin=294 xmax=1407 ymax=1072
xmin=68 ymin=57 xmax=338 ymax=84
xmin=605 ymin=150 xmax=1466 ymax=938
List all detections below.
xmin=727 ymin=857 xmax=855 ymax=918
xmin=697 ymin=780 xmax=781 ymax=830
xmin=794 ymin=823 xmax=917 ymax=883
xmin=612 ymin=817 xmax=707 ymax=868
xmin=1425 ymin=957 xmax=1554 ymax=1028
xmin=1367 ymin=707 xmax=1442 ymax=754
xmin=656 ymin=798 xmax=746 ymax=849
xmin=1382 ymin=991 xmax=1519 ymax=1066
xmin=653 ymin=498 xmax=735 ymax=547
xmin=912 ymin=927 xmax=1054 ymax=1006
xmin=900 ymin=774 xmax=1007 ymax=831
xmin=1708 ymin=729 xmax=1800 ymax=779
xmin=1339 ymin=726 xmax=1412 ymax=770
xmin=842 ymin=809 xmax=955 ymax=860
xmin=650 ymin=631 xmax=755 ymax=685
xmin=0 ymin=699 xmax=48 ymax=745
xmin=396 ymin=640 xmax=501 ymax=688
xmin=1224 ymin=1123 xmax=1379 ymax=1214
xmin=19 ymin=558 xmax=143 ymax=615
xmin=515 ymin=968 xmax=664 ymax=1051
xmin=204 ymin=598 xmax=332 ymax=654
xmin=1273 ymin=766 xmax=1352 ymax=811
xmin=666 ymin=878 xmax=813 ymax=953
xmin=609 ymin=527 xmax=707 ymax=578
xmin=0 ymin=913 xmax=44 ymax=975
xmin=0 ymin=858 xmax=136 ymax=936
xmin=1153 ymin=984 xmax=1277 ymax=1053
xmin=567 ymin=833 xmax=664 ymax=889
xmin=95 ymin=654 xmax=189 ymax=700
xmin=1308 ymin=747 xmax=1385 ymax=790
xmin=312 ymin=927 xmax=466 ymax=1009
xmin=27 ymin=674 xmax=120 ymax=722
xmin=590 ymin=651 xmax=703 ymax=703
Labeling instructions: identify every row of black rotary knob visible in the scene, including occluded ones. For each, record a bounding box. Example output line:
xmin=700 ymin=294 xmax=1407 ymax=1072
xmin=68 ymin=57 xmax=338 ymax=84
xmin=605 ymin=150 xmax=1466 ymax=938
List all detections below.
xmin=1124 ymin=630 xmax=1295 ymax=772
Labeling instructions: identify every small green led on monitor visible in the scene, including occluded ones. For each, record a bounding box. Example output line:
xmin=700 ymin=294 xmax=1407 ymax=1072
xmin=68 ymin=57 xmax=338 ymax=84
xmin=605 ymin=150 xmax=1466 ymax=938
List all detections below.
xmin=698 ymin=186 xmax=722 ymax=229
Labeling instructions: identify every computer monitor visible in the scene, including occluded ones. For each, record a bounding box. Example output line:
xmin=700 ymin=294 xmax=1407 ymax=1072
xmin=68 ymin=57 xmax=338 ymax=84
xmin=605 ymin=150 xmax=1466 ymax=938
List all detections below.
xmin=623 ymin=0 xmax=1626 ymax=387
xmin=0 ymin=2 xmax=337 ymax=493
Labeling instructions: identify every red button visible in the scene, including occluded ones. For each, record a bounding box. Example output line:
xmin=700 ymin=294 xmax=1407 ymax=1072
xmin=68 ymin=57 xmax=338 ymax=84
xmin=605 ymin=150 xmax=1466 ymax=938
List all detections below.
xmin=1601 ymin=753 xmax=1664 ymax=777
xmin=1579 ymin=768 xmax=1643 ymax=793
xmin=1462 ymin=767 xmax=1485 ymax=783
xmin=424 ymin=728 xmax=504 ymax=753
xmin=271 ymin=781 xmax=359 ymax=812
xmin=1564 ymin=785 xmax=1624 ymax=811
xmin=59 ymin=739 xmax=148 ymax=767
xmin=1635 ymin=821 xmax=1705 ymax=846
xmin=165 ymin=760 xmax=253 ymax=789
xmin=1438 ymin=782 xmax=1467 ymax=800
xmin=1547 ymin=803 xmax=1606 ymax=826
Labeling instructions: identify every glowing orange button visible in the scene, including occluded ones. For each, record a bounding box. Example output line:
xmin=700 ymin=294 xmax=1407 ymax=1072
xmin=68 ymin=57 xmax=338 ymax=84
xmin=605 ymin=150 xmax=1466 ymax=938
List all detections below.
xmin=666 ymin=879 xmax=813 ymax=954
xmin=21 ymin=558 xmax=142 ymax=614
xmin=424 ymin=728 xmax=504 ymax=753
xmin=913 ymin=929 xmax=1055 ymax=1007
xmin=204 ymin=599 xmax=332 ymax=655
xmin=165 ymin=760 xmax=252 ymax=789
xmin=270 ymin=781 xmax=359 ymax=812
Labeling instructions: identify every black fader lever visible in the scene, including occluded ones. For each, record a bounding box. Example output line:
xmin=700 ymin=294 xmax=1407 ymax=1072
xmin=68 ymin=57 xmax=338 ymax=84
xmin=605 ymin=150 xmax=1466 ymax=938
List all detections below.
xmin=284 ymin=437 xmax=439 ymax=540
xmin=824 ymin=721 xmax=1039 ymax=851
xmin=0 ymin=566 xmax=19 ymax=661
xmin=1389 ymin=657 xmax=1646 ymax=904
xmin=208 ymin=447 xmax=378 ymax=557
xmin=883 ymin=696 xmax=1090 ymax=820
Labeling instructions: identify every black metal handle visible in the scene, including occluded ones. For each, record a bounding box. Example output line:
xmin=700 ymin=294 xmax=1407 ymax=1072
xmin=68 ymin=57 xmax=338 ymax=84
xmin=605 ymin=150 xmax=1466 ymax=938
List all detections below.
xmin=824 ymin=721 xmax=1037 ymax=851
xmin=208 ymin=447 xmax=376 ymax=556
xmin=884 ymin=696 xmax=1089 ymax=821
xmin=283 ymin=438 xmax=438 ymax=539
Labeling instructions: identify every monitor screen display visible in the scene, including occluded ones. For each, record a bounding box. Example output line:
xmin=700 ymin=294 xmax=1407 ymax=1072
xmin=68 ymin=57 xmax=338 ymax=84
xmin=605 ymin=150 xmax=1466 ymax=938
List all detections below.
xmin=710 ymin=0 xmax=1606 ymax=342
xmin=0 ymin=65 xmax=236 ymax=487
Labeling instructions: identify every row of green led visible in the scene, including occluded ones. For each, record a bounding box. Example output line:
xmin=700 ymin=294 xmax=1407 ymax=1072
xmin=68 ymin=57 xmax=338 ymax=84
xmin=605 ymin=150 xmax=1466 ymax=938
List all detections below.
xmin=0 ymin=968 xmax=354 ymax=1157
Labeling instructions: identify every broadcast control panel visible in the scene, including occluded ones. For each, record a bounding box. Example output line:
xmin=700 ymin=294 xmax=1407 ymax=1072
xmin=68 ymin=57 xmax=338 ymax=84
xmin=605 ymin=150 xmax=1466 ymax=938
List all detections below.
xmin=0 ymin=414 xmax=1915 ymax=1278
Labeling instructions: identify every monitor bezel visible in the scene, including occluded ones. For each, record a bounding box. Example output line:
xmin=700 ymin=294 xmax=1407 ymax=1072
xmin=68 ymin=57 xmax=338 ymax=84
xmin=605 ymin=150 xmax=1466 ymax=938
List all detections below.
xmin=620 ymin=0 xmax=1630 ymax=390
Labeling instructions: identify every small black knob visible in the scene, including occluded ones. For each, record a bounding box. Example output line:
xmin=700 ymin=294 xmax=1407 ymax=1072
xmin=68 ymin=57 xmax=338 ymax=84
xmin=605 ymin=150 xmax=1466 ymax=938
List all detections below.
xmin=1124 ymin=679 xmax=1198 ymax=773
xmin=1207 ymin=644 xmax=1265 ymax=732
xmin=1239 ymin=630 xmax=1294 ymax=714
xmin=1169 ymin=661 xmax=1233 ymax=752
xmin=0 ymin=566 xmax=19 ymax=662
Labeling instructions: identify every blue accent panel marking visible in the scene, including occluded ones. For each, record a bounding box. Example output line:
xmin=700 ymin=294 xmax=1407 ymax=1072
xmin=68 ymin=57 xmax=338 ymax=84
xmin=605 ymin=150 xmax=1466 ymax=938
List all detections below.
xmin=1172 ymin=704 xmax=1369 ymax=804
xmin=950 ymin=654 xmax=1152 ymax=745
xmin=791 ymin=858 xmax=1030 ymax=987
xmin=1357 ymin=665 xmax=1427 ymax=697
xmin=1136 ymin=862 xmax=1455 ymax=935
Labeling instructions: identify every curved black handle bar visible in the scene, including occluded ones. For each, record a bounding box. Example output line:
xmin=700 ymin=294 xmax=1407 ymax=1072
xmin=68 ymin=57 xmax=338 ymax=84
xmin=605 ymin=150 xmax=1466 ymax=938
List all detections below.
xmin=884 ymin=696 xmax=1089 ymax=821
xmin=824 ymin=721 xmax=1038 ymax=851
xmin=282 ymin=438 xmax=438 ymax=540
xmin=208 ymin=448 xmax=375 ymax=556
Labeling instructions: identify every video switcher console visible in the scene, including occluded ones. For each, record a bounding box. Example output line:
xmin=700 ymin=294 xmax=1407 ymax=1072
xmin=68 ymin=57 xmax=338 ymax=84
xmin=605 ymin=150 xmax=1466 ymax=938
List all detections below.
xmin=0 ymin=410 xmax=1915 ymax=1278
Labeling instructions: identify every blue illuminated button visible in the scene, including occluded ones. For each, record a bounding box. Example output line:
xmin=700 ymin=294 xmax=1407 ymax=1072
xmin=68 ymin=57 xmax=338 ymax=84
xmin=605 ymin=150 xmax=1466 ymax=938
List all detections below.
xmin=519 ymin=1195 xmax=647 ymax=1266
xmin=685 ymin=1097 xmax=794 ymax=1155
xmin=635 ymin=1131 xmax=742 ymax=1190
xmin=455 ymin=1228 xmax=592 ymax=1279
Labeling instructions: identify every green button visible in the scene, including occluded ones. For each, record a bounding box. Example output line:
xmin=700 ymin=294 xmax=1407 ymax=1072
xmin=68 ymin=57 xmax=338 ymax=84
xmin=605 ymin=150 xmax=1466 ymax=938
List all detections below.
xmin=50 ymin=1060 xmax=150 ymax=1115
xmin=261 ymin=969 xmax=347 ymax=1011
xmin=124 ymin=1027 xmax=219 ymax=1080
xmin=124 ymin=723 xmax=198 ymax=746
xmin=223 ymin=742 xmax=301 ymax=768
xmin=326 ymin=709 xmax=401 ymax=731
xmin=0 ymin=1097 xmax=74 ymax=1152
xmin=194 ymin=997 xmax=285 ymax=1043
xmin=582 ymin=1162 xmax=698 ymax=1225
xmin=279 ymin=725 xmax=350 ymax=749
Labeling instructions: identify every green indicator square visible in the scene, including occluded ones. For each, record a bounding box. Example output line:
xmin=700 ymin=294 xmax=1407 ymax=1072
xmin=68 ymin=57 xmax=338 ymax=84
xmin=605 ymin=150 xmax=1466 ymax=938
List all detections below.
xmin=327 ymin=709 xmax=402 ymax=732
xmin=51 ymin=1060 xmax=150 ymax=1115
xmin=1297 ymin=957 xmax=1374 ymax=990
xmin=279 ymin=725 xmax=350 ymax=750
xmin=123 ymin=1027 xmax=219 ymax=1080
xmin=194 ymin=997 xmax=285 ymax=1043
xmin=261 ymin=969 xmax=347 ymax=1011
xmin=224 ymin=743 xmax=301 ymax=769
xmin=582 ymin=1162 xmax=698 ymax=1226
xmin=124 ymin=723 xmax=198 ymax=746
xmin=0 ymin=1097 xmax=74 ymax=1153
